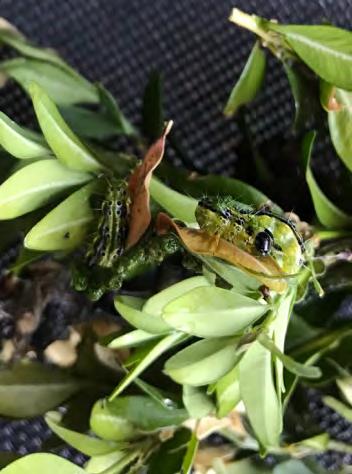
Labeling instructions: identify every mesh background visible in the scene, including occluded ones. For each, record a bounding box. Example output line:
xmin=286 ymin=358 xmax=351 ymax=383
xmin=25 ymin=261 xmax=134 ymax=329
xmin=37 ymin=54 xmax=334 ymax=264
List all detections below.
xmin=0 ymin=0 xmax=351 ymax=467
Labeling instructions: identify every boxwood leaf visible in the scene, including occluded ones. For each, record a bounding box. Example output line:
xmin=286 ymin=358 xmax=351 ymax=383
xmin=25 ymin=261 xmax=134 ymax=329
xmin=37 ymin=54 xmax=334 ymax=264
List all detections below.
xmin=0 ymin=361 xmax=81 ymax=418
xmin=181 ymin=429 xmax=199 ymax=474
xmin=0 ymin=58 xmax=98 ymax=105
xmin=224 ymin=41 xmax=265 ymax=116
xmin=215 ymin=365 xmax=241 ymax=418
xmin=45 ymin=411 xmax=118 ymax=456
xmin=150 ymin=176 xmax=197 ymax=223
xmin=239 ymin=340 xmax=282 ymax=449
xmin=148 ymin=428 xmax=191 ymax=474
xmin=323 ymin=396 xmax=352 ymax=422
xmin=114 ymin=295 xmax=171 ymax=335
xmin=30 ymin=83 xmax=103 ymax=172
xmin=90 ymin=396 xmax=187 ymax=440
xmin=0 ymin=111 xmax=49 ymax=159
xmin=162 ymin=287 xmax=270 ymax=338
xmin=164 ymin=337 xmax=240 ymax=386
xmin=84 ymin=451 xmax=126 ymax=474
xmin=337 ymin=377 xmax=352 ymax=406
xmin=24 ymin=180 xmax=97 ymax=250
xmin=269 ymin=24 xmax=352 ymax=90
xmin=328 ymin=87 xmax=352 ymax=172
xmin=107 ymin=329 xmax=161 ymax=349
xmin=109 ymin=332 xmax=186 ymax=399
xmin=302 ymin=131 xmax=352 ymax=229
xmin=1 ymin=453 xmax=86 ymax=474
xmin=182 ymin=385 xmax=215 ymax=419
xmin=0 ymin=159 xmax=91 ymax=219
xmin=143 ymin=276 xmax=211 ymax=316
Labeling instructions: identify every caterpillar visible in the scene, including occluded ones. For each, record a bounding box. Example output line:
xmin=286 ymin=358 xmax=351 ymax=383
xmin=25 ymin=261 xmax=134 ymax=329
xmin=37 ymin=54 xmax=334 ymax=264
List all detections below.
xmin=86 ymin=179 xmax=130 ymax=268
xmin=195 ymin=196 xmax=304 ymax=275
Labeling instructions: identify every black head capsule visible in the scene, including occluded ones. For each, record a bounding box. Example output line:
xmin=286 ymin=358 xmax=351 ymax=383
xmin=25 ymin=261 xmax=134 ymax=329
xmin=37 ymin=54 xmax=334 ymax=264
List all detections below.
xmin=255 ymin=230 xmax=273 ymax=256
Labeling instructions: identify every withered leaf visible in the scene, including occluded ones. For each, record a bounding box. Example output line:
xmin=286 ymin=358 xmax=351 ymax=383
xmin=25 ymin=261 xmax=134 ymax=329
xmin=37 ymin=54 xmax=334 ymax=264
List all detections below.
xmin=126 ymin=121 xmax=173 ymax=249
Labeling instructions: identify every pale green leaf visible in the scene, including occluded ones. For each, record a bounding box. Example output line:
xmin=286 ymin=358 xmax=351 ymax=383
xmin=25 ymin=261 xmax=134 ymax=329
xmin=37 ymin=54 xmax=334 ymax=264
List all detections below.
xmin=337 ymin=377 xmax=352 ymax=406
xmin=162 ymin=287 xmax=269 ymax=338
xmin=0 ymin=111 xmax=49 ymax=159
xmin=182 ymin=385 xmax=215 ymax=419
xmin=0 ymin=159 xmax=91 ymax=219
xmin=45 ymin=411 xmax=118 ymax=456
xmin=239 ymin=340 xmax=282 ymax=449
xmin=323 ymin=396 xmax=352 ymax=422
xmin=181 ymin=429 xmax=199 ymax=474
xmin=224 ymin=41 xmax=265 ymax=116
xmin=165 ymin=337 xmax=240 ymax=386
xmin=215 ymin=365 xmax=241 ymax=418
xmin=114 ymin=295 xmax=171 ymax=335
xmin=328 ymin=87 xmax=352 ymax=172
xmin=302 ymin=131 xmax=352 ymax=229
xmin=1 ymin=58 xmax=98 ymax=105
xmin=30 ymin=83 xmax=102 ymax=172
xmin=1 ymin=453 xmax=86 ymax=474
xmin=107 ymin=329 xmax=160 ymax=349
xmin=24 ymin=180 xmax=97 ymax=250
xmin=273 ymin=459 xmax=316 ymax=474
xmin=84 ymin=451 xmax=126 ymax=474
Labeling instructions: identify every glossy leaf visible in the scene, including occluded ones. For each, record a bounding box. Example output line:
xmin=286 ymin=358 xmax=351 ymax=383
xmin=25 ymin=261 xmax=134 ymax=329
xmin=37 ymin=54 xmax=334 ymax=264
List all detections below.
xmin=0 ymin=362 xmax=81 ymax=418
xmin=1 ymin=453 xmax=86 ymax=474
xmin=182 ymin=385 xmax=215 ymax=419
xmin=323 ymin=396 xmax=352 ymax=422
xmin=328 ymin=87 xmax=352 ymax=171
xmin=215 ymin=365 xmax=241 ymax=418
xmin=0 ymin=111 xmax=49 ymax=159
xmin=224 ymin=41 xmax=265 ymax=116
xmin=30 ymin=83 xmax=102 ymax=172
xmin=269 ymin=24 xmax=352 ymax=90
xmin=90 ymin=396 xmax=187 ymax=440
xmin=24 ymin=181 xmax=97 ymax=250
xmin=0 ymin=159 xmax=91 ymax=219
xmin=110 ymin=332 xmax=186 ymax=398
xmin=258 ymin=333 xmax=321 ymax=379
xmin=1 ymin=58 xmax=98 ymax=105
xmin=239 ymin=340 xmax=281 ymax=449
xmin=162 ymin=286 xmax=269 ymax=338
xmin=115 ymin=295 xmax=170 ymax=334
xmin=164 ymin=337 xmax=240 ymax=386
xmin=107 ymin=329 xmax=160 ymax=349
xmin=142 ymin=70 xmax=164 ymax=140
xmin=84 ymin=451 xmax=126 ymax=474
xmin=144 ymin=276 xmax=211 ymax=316
xmin=45 ymin=411 xmax=117 ymax=456
xmin=150 ymin=176 xmax=197 ymax=223
xmin=302 ymin=131 xmax=352 ymax=229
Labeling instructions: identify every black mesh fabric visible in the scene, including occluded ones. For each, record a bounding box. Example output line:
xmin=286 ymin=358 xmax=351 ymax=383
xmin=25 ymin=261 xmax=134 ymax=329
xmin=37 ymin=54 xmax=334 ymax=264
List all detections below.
xmin=0 ymin=0 xmax=352 ymax=465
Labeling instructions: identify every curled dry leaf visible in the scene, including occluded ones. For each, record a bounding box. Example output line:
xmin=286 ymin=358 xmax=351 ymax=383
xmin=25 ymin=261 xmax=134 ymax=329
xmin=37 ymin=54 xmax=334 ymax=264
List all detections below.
xmin=126 ymin=121 xmax=173 ymax=249
xmin=156 ymin=213 xmax=287 ymax=293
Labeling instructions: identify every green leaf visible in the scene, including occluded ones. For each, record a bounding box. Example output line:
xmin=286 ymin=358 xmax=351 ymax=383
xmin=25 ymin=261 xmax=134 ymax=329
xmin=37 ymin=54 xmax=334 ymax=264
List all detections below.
xmin=148 ymin=428 xmax=191 ymax=474
xmin=30 ymin=83 xmax=103 ymax=172
xmin=24 ymin=180 xmax=97 ymax=250
xmin=97 ymin=83 xmax=135 ymax=136
xmin=1 ymin=453 xmax=86 ymax=474
xmin=182 ymin=385 xmax=215 ymax=418
xmin=0 ymin=111 xmax=49 ymax=159
xmin=165 ymin=337 xmax=240 ymax=386
xmin=0 ymin=361 xmax=81 ymax=418
xmin=224 ymin=41 xmax=265 ymax=116
xmin=215 ymin=365 xmax=241 ymax=418
xmin=273 ymin=459 xmax=316 ymax=474
xmin=114 ymin=295 xmax=171 ymax=335
xmin=45 ymin=411 xmax=118 ymax=456
xmin=181 ymin=428 xmax=199 ymax=474
xmin=150 ymin=176 xmax=197 ymax=223
xmin=60 ymin=106 xmax=120 ymax=140
xmin=144 ymin=276 xmax=211 ymax=316
xmin=337 ymin=377 xmax=352 ymax=406
xmin=162 ymin=287 xmax=269 ymax=338
xmin=0 ymin=159 xmax=91 ymax=219
xmin=107 ymin=329 xmax=161 ymax=349
xmin=142 ymin=70 xmax=164 ymax=140
xmin=323 ymin=396 xmax=352 ymax=422
xmin=239 ymin=340 xmax=281 ymax=449
xmin=258 ymin=333 xmax=321 ymax=379
xmin=90 ymin=396 xmax=187 ymax=440
xmin=84 ymin=451 xmax=127 ymax=474
xmin=213 ymin=458 xmax=271 ymax=474
xmin=328 ymin=87 xmax=352 ymax=172
xmin=0 ymin=58 xmax=98 ymax=105
xmin=269 ymin=24 xmax=352 ymax=90
xmin=302 ymin=131 xmax=352 ymax=229
xmin=110 ymin=332 xmax=186 ymax=398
